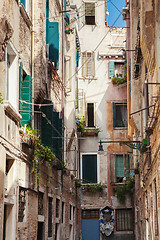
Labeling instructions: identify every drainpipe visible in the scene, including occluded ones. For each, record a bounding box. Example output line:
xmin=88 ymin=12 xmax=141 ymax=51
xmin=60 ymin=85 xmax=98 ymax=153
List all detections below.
xmin=62 ymin=0 xmax=65 ymax=163
xmin=31 ymin=0 xmax=34 ymax=128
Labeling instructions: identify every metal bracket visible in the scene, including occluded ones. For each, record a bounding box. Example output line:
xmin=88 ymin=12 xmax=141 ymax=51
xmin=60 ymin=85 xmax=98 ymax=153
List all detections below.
xmin=98 ymin=140 xmax=142 ymax=151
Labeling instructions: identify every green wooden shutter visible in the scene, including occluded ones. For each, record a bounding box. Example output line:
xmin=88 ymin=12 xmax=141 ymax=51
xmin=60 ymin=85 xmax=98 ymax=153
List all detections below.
xmin=116 ymin=155 xmax=124 ymax=178
xmin=108 ymin=61 xmax=115 ymax=78
xmin=52 ymin=111 xmax=59 ymax=157
xmin=82 ymin=155 xmax=97 ymax=183
xmin=47 ymin=22 xmax=59 ymax=69
xmin=20 ymin=75 xmax=32 ymax=126
xmin=112 ymin=102 xmax=116 ymax=128
xmin=41 ymin=100 xmax=53 ymax=148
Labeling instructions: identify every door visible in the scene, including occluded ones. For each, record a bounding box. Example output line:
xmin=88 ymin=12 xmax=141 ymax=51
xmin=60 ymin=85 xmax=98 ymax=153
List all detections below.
xmin=82 ymin=209 xmax=99 ymax=240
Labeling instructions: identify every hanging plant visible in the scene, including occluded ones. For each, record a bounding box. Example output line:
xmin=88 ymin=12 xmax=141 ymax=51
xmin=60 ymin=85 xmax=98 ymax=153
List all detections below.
xmin=76 ymin=114 xmax=86 ymax=136
xmin=114 ymin=177 xmax=135 ymax=204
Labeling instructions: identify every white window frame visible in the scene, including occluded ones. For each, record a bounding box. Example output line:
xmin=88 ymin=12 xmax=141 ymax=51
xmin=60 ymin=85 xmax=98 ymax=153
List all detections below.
xmin=6 ymin=42 xmax=18 ymax=111
xmin=80 ymin=152 xmax=100 ymax=184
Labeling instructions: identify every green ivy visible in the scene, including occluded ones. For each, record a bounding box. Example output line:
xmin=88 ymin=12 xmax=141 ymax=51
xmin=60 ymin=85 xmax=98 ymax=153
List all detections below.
xmin=0 ymin=92 xmax=3 ymax=104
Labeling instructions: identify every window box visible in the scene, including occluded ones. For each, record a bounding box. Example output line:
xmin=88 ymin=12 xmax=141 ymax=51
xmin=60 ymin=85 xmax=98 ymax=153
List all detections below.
xmin=111 ymin=73 xmax=127 ymax=86
xmin=83 ymin=127 xmax=101 ymax=136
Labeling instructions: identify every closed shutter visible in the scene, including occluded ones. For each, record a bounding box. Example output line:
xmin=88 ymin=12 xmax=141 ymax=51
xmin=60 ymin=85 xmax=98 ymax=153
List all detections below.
xmin=47 ymin=22 xmax=59 ymax=69
xmin=82 ymin=155 xmax=97 ymax=183
xmin=52 ymin=111 xmax=59 ymax=157
xmin=41 ymin=100 xmax=53 ymax=149
xmin=112 ymin=102 xmax=116 ymax=128
xmin=108 ymin=61 xmax=115 ymax=78
xmin=116 ymin=155 xmax=124 ymax=179
xmin=20 ymin=75 xmax=32 ymax=126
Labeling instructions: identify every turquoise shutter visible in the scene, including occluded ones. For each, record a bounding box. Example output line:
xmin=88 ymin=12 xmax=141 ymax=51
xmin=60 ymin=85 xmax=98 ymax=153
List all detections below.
xmin=46 ymin=0 xmax=49 ymax=43
xmin=41 ymin=100 xmax=53 ymax=149
xmin=20 ymin=75 xmax=32 ymax=126
xmin=112 ymin=102 xmax=116 ymax=128
xmin=47 ymin=22 xmax=59 ymax=69
xmin=19 ymin=62 xmax=23 ymax=111
xmin=82 ymin=155 xmax=97 ymax=183
xmin=108 ymin=61 xmax=115 ymax=78
xmin=21 ymin=0 xmax=25 ymax=7
xmin=116 ymin=155 xmax=124 ymax=178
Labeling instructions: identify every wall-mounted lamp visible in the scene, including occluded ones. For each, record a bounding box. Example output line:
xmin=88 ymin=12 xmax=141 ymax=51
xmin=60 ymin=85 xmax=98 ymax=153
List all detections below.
xmin=98 ymin=139 xmax=147 ymax=152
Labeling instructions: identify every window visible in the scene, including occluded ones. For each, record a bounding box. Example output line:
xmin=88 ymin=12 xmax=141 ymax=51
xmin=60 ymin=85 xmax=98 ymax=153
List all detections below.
xmin=38 ymin=192 xmax=44 ymax=215
xmin=18 ymin=187 xmax=26 ymax=222
xmin=110 ymin=154 xmax=131 ymax=183
xmin=70 ymin=204 xmax=72 ymax=220
xmin=87 ymin=103 xmax=95 ymax=127
xmin=85 ymin=3 xmax=95 ymax=25
xmin=116 ymin=209 xmax=133 ymax=231
xmin=82 ymin=52 xmax=95 ymax=77
xmin=62 ymin=202 xmax=65 ymax=223
xmin=48 ymin=197 xmax=53 ymax=237
xmin=6 ymin=44 xmax=18 ymax=111
xmin=82 ymin=209 xmax=99 ymax=219
xmin=108 ymin=61 xmax=125 ymax=79
xmin=56 ymin=198 xmax=60 ymax=218
xmin=113 ymin=103 xmax=127 ymax=128
xmin=82 ymin=154 xmax=97 ymax=183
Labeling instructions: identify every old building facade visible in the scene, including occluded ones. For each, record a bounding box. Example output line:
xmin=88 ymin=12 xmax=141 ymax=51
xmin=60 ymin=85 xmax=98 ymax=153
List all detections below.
xmin=123 ymin=0 xmax=160 ymax=239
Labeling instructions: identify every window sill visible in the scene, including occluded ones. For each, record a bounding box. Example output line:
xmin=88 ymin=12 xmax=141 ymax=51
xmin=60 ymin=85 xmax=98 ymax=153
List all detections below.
xmin=19 ymin=3 xmax=32 ymax=29
xmin=113 ymin=127 xmax=128 ymax=130
xmin=79 ymin=76 xmax=97 ymax=81
xmin=3 ymin=100 xmax=22 ymax=123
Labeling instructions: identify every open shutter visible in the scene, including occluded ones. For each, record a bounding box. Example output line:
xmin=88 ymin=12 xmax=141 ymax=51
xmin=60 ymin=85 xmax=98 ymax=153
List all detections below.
xmin=112 ymin=102 xmax=116 ymax=128
xmin=47 ymin=22 xmax=59 ymax=69
xmin=108 ymin=61 xmax=115 ymax=78
xmin=21 ymin=75 xmax=32 ymax=126
xmin=92 ymin=52 xmax=95 ymax=77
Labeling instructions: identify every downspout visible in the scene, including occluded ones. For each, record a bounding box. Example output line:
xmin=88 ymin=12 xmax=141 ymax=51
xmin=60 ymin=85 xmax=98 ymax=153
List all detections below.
xmin=31 ymin=0 xmax=34 ymax=128
xmin=62 ymin=0 xmax=65 ymax=163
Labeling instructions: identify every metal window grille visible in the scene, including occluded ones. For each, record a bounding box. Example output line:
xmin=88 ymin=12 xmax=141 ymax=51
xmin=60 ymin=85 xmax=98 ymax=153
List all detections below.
xmin=38 ymin=192 xmax=44 ymax=215
xmin=82 ymin=209 xmax=99 ymax=219
xmin=116 ymin=209 xmax=133 ymax=231
xmin=56 ymin=198 xmax=60 ymax=218
xmin=48 ymin=197 xmax=53 ymax=237
xmin=18 ymin=187 xmax=26 ymax=222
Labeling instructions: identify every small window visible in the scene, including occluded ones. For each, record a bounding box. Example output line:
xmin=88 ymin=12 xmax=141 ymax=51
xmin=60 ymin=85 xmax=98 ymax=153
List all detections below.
xmin=85 ymin=3 xmax=95 ymax=25
xmin=108 ymin=61 xmax=125 ymax=79
xmin=48 ymin=197 xmax=53 ymax=237
xmin=82 ymin=209 xmax=99 ymax=219
xmin=87 ymin=103 xmax=95 ymax=127
xmin=82 ymin=52 xmax=95 ymax=77
xmin=18 ymin=187 xmax=26 ymax=222
xmin=110 ymin=154 xmax=131 ymax=183
xmin=116 ymin=209 xmax=133 ymax=231
xmin=82 ymin=154 xmax=97 ymax=183
xmin=70 ymin=205 xmax=72 ymax=220
xmin=62 ymin=202 xmax=65 ymax=223
xmin=113 ymin=103 xmax=127 ymax=128
xmin=56 ymin=198 xmax=60 ymax=218
xmin=38 ymin=192 xmax=44 ymax=215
